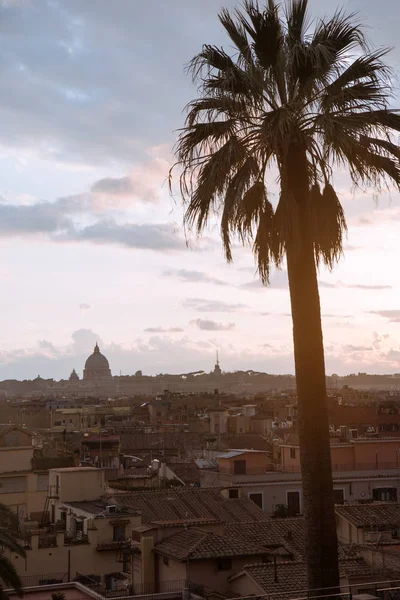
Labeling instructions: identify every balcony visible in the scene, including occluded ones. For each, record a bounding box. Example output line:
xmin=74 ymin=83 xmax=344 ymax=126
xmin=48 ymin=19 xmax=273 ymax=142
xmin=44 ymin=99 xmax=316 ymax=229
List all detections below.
xmin=38 ymin=534 xmax=57 ymax=549
xmin=96 ymin=537 xmax=136 ymax=551
xmin=64 ymin=532 xmax=89 ymax=545
xmin=78 ymin=575 xmax=205 ymax=598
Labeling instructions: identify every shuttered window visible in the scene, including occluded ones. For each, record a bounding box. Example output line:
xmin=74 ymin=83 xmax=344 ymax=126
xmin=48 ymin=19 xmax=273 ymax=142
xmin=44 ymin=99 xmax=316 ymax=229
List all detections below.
xmin=0 ymin=476 xmax=26 ymax=493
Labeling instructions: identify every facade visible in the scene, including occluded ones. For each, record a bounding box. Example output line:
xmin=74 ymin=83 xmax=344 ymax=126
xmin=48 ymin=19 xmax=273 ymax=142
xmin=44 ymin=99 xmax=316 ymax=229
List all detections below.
xmin=7 ymin=467 xmax=141 ymax=591
xmin=0 ymin=424 xmax=48 ymax=521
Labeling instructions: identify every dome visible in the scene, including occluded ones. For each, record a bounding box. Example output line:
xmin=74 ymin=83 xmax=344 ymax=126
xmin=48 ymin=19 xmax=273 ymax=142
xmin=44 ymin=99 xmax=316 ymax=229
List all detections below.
xmin=69 ymin=369 xmax=79 ymax=381
xmin=83 ymin=343 xmax=112 ymax=380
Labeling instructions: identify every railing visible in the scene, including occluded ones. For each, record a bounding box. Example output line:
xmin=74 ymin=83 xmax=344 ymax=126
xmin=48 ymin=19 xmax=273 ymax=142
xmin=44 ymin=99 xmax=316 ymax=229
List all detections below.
xmin=64 ymin=533 xmax=89 ymax=545
xmin=96 ymin=538 xmax=132 ymax=550
xmin=227 ymin=578 xmax=400 ymax=600
xmin=38 ymin=534 xmax=57 ymax=549
xmin=76 ymin=575 xmax=204 ymax=598
xmin=18 ymin=573 xmax=68 ymax=587
xmin=279 ymin=461 xmax=400 ymax=473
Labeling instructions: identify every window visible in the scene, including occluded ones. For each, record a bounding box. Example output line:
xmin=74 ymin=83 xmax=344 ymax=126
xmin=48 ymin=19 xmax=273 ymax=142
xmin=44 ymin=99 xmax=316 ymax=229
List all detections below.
xmin=249 ymin=493 xmax=263 ymax=509
xmin=0 ymin=477 xmax=26 ymax=494
xmin=217 ymin=558 xmax=232 ymax=571
xmin=290 ymin=447 xmax=296 ymax=459
xmin=228 ymin=489 xmax=239 ymax=499
xmin=233 ymin=460 xmax=246 ymax=475
xmin=373 ymin=487 xmax=397 ymax=502
xmin=333 ymin=489 xmax=345 ymax=505
xmin=163 ymin=556 xmax=169 ymax=566
xmin=287 ymin=491 xmax=301 ymax=516
xmin=113 ymin=525 xmax=126 ymax=541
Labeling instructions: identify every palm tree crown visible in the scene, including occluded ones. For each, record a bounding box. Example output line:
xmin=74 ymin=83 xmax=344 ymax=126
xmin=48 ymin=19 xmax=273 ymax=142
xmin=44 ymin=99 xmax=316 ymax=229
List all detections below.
xmin=0 ymin=504 xmax=25 ymax=600
xmin=172 ymin=0 xmax=400 ymax=591
xmin=175 ymin=0 xmax=399 ymax=277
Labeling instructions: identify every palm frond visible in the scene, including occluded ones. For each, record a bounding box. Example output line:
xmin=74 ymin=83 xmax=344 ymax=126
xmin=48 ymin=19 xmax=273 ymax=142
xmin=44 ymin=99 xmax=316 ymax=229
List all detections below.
xmin=286 ymin=0 xmax=309 ymax=44
xmin=219 ymin=8 xmax=253 ymax=65
xmin=310 ymin=184 xmax=347 ymax=268
xmin=0 ymin=555 xmax=23 ymax=597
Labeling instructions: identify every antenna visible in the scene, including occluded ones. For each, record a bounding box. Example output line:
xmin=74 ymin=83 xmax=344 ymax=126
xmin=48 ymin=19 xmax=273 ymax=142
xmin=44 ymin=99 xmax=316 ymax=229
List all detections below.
xmin=216 ymin=349 xmax=219 ymax=366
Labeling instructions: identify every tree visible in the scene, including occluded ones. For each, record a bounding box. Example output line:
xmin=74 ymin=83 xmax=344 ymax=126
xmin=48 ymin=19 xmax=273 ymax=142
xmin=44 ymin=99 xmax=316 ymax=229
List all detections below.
xmin=172 ymin=0 xmax=400 ymax=591
xmin=0 ymin=504 xmax=26 ymax=600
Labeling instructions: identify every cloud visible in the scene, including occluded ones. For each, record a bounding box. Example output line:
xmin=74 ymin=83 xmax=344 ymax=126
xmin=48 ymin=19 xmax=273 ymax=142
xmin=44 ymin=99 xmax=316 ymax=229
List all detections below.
xmin=183 ymin=298 xmax=247 ymax=313
xmin=373 ymin=332 xmax=390 ymax=350
xmin=0 ymin=195 xmax=185 ymax=251
xmin=163 ymin=269 xmax=228 ymax=286
xmin=144 ymin=326 xmax=184 ymax=333
xmin=79 ymin=303 xmax=91 ymax=311
xmin=90 ymin=154 xmax=169 ymax=204
xmin=190 ymin=319 xmax=235 ymax=331
xmin=370 ymin=310 xmax=400 ymax=323
xmin=92 ymin=176 xmax=134 ymax=196
xmin=319 ymin=281 xmax=392 ymax=290
xmin=61 ymin=220 xmax=183 ymax=251
xmin=322 ymin=313 xmax=354 ymax=318
xmin=242 ymin=269 xmax=288 ymax=291
xmin=344 ymin=345 xmax=373 ymax=352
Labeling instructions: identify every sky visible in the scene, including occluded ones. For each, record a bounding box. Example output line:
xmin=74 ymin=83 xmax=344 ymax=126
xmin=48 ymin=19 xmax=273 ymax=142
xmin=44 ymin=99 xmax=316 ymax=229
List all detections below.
xmin=0 ymin=0 xmax=400 ymax=380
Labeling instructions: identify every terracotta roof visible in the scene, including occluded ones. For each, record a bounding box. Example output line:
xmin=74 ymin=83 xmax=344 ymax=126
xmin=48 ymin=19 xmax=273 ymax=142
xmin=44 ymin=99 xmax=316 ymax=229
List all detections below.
xmin=224 ymin=519 xmax=358 ymax=561
xmin=113 ymin=488 xmax=265 ymax=526
xmin=336 ymin=503 xmax=400 ymax=528
xmin=168 ymin=462 xmax=200 ymax=485
xmin=154 ymin=528 xmax=268 ymax=561
xmin=218 ymin=434 xmax=271 ymax=452
xmin=233 ymin=560 xmax=399 ymax=596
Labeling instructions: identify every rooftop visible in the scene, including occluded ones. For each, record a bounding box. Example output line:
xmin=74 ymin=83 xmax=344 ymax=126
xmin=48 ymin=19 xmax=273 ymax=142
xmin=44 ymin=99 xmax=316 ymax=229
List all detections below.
xmin=336 ymin=503 xmax=400 ymax=528
xmin=230 ymin=559 xmax=397 ymax=596
xmin=167 ymin=461 xmax=200 ymax=485
xmin=63 ymin=500 xmax=137 ymax=517
xmin=154 ymin=528 xmax=268 ymax=561
xmin=112 ymin=488 xmax=266 ymax=526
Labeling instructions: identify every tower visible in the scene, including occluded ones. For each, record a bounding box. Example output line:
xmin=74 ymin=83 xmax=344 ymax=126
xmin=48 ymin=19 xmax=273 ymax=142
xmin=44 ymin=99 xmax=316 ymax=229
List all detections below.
xmin=213 ymin=350 xmax=222 ymax=376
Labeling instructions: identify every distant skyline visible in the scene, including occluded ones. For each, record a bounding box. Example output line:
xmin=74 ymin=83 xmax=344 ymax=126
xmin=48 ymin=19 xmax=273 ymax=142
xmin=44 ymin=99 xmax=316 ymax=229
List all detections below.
xmin=0 ymin=0 xmax=400 ymax=379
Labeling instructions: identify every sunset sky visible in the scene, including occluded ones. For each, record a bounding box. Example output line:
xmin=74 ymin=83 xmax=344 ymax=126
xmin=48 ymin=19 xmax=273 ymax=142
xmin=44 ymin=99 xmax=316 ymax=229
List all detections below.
xmin=0 ymin=0 xmax=400 ymax=379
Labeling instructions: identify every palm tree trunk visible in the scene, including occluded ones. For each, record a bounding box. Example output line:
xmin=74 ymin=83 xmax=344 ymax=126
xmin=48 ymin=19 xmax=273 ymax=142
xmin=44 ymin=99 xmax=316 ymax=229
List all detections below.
xmin=285 ymin=145 xmax=340 ymax=593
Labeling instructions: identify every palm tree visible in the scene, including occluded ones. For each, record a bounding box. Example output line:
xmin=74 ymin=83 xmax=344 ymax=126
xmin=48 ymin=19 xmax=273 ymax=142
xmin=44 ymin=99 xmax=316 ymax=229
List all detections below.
xmin=172 ymin=0 xmax=400 ymax=591
xmin=0 ymin=504 xmax=25 ymax=600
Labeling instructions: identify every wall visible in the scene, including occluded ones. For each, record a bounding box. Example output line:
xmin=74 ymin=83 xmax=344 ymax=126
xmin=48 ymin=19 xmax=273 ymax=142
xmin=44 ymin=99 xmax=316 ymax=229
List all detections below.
xmin=7 ymin=530 xmax=126 ymax=582
xmin=188 ymin=556 xmax=264 ymax=593
xmin=0 ymin=447 xmax=34 ymax=472
xmin=353 ymin=440 xmax=400 ymax=466
xmin=218 ymin=452 xmax=269 ymax=475
xmin=229 ymin=574 xmax=264 ymax=597
xmin=156 ymin=555 xmax=264 ymax=594
xmin=0 ymin=471 xmax=47 ymax=519
xmin=336 ymin=516 xmax=359 ymax=545
xmin=49 ymin=469 xmax=105 ymax=502
xmin=0 ymin=429 xmax=32 ymax=448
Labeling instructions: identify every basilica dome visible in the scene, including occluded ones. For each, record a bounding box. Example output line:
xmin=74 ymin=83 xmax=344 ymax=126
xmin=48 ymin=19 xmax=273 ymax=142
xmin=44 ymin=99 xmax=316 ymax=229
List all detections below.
xmin=83 ymin=343 xmax=112 ymax=380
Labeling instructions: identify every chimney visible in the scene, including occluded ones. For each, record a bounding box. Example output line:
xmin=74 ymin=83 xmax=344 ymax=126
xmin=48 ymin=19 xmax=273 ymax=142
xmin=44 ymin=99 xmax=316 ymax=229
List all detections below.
xmin=284 ymin=530 xmax=293 ymax=542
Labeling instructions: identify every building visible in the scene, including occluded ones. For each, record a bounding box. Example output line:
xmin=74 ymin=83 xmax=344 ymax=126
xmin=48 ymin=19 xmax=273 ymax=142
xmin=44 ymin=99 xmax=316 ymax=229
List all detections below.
xmin=199 ymin=442 xmax=400 ymax=514
xmin=6 ymin=467 xmax=141 ymax=592
xmin=83 ymin=344 xmax=112 ymax=380
xmin=0 ymin=424 xmax=49 ymax=522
